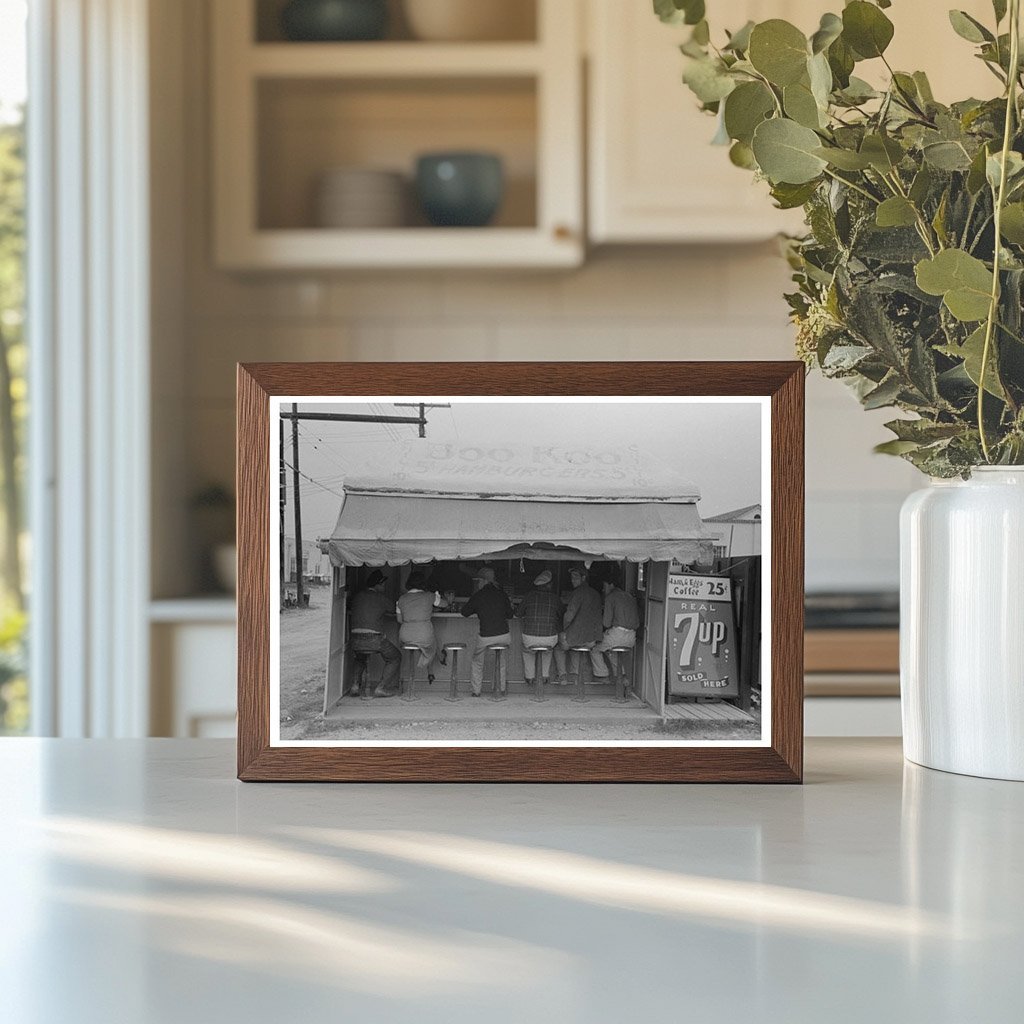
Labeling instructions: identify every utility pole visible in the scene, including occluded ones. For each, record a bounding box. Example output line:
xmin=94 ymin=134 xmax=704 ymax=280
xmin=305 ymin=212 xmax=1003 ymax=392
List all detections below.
xmin=279 ymin=418 xmax=286 ymax=608
xmin=291 ymin=402 xmax=304 ymax=609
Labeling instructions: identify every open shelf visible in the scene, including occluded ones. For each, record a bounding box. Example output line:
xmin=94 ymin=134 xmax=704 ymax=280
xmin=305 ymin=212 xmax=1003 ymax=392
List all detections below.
xmin=254 ymin=0 xmax=538 ymax=44
xmin=249 ymin=42 xmax=544 ymax=77
xmin=213 ymin=0 xmax=582 ymax=268
xmin=257 ymin=76 xmax=538 ymax=232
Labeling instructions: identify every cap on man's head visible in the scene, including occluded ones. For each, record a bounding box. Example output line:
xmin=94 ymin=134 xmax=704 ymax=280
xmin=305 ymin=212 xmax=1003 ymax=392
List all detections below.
xmin=473 ymin=567 xmax=496 ymax=583
xmin=366 ymin=570 xmax=387 ymax=588
xmin=569 ymin=566 xmax=586 ymax=579
xmin=533 ymin=570 xmax=553 ymax=586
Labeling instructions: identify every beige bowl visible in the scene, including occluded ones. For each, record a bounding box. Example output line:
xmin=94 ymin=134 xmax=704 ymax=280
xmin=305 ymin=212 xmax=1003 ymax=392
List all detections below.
xmin=403 ymin=0 xmax=535 ymax=42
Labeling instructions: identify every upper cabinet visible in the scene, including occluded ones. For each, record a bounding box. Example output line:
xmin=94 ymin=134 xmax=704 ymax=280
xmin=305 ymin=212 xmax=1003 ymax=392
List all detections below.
xmin=211 ymin=0 xmax=584 ymax=269
xmin=585 ymin=0 xmax=1000 ymax=245
xmin=587 ymin=0 xmax=815 ymax=244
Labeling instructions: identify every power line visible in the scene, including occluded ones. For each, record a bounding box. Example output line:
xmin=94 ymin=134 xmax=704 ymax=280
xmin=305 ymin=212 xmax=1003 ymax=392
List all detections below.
xmin=282 ymin=460 xmax=345 ymax=500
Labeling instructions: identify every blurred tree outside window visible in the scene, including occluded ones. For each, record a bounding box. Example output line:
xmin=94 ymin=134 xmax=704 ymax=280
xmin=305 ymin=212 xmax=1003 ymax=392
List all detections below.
xmin=0 ymin=0 xmax=28 ymax=734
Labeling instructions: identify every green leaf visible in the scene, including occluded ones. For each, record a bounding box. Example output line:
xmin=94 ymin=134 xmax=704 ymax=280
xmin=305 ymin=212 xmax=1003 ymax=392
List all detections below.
xmin=729 ymin=140 xmax=757 ymax=170
xmin=862 ymin=374 xmax=903 ymax=409
xmin=653 ymin=0 xmax=705 ymax=26
xmin=724 ymin=20 xmax=755 ymax=53
xmin=913 ymin=71 xmax=935 ymax=104
xmin=967 ymin=144 xmax=991 ymax=194
xmin=784 ymin=80 xmax=824 ymax=129
xmin=842 ymin=1 xmax=895 ymax=59
xmin=993 ymin=0 xmax=1008 ymax=24
xmin=837 ymin=76 xmax=879 ymax=104
xmin=807 ymin=51 xmax=833 ymax=109
xmin=827 ymin=35 xmax=856 ymax=88
xmin=748 ymin=20 xmax=809 ymax=86
xmin=723 ymin=81 xmax=775 ymax=144
xmin=884 ymin=418 xmax=963 ymax=443
xmin=986 ymin=150 xmax=1024 ymax=191
xmin=876 ymin=197 xmax=918 ymax=228
xmin=814 ymin=146 xmax=872 ymax=170
xmin=939 ymin=326 xmax=1006 ymax=398
xmin=923 ymin=140 xmax=973 ymax=171
xmin=810 ymin=12 xmax=843 ymax=54
xmin=682 ymin=57 xmax=736 ymax=104
xmin=948 ymin=10 xmax=994 ymax=44
xmin=909 ymin=164 xmax=933 ymax=205
xmin=915 ymin=249 xmax=994 ymax=322
xmin=860 ymin=133 xmax=904 ymax=173
xmin=771 ymin=180 xmax=820 ymax=209
xmin=751 ymin=118 xmax=828 ymax=184
xmin=874 ymin=439 xmax=922 ymax=456
xmin=1000 ymin=203 xmax=1024 ymax=245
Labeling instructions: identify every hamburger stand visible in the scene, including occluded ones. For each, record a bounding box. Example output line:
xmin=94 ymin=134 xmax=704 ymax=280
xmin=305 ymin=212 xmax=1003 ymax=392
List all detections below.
xmin=318 ymin=442 xmax=757 ymax=719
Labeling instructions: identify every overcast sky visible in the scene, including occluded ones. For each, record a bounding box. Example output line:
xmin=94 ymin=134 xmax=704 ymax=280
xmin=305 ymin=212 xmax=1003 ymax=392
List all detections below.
xmin=280 ymin=400 xmax=763 ymax=543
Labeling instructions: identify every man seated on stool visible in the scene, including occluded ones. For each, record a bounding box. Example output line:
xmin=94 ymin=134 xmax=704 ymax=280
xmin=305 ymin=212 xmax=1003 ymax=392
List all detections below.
xmin=554 ymin=566 xmax=604 ymax=684
xmin=349 ymin=570 xmax=401 ymax=697
xmin=461 ymin=567 xmax=513 ymax=697
xmin=592 ymin=577 xmax=641 ymax=678
xmin=518 ymin=570 xmax=563 ymax=688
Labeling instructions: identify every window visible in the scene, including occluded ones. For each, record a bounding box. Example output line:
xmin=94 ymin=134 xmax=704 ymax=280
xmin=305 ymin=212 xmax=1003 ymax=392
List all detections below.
xmin=0 ymin=0 xmax=27 ymax=734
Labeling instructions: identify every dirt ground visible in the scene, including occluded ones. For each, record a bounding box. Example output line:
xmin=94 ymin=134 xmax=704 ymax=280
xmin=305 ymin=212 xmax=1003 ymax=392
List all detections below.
xmin=278 ymin=594 xmax=761 ymax=743
xmin=279 ymin=591 xmax=334 ymax=738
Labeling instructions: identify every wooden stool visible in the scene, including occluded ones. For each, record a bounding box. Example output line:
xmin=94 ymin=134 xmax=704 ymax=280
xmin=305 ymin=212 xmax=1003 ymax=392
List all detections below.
xmin=444 ymin=643 xmax=467 ymax=703
xmin=528 ymin=645 xmax=555 ymax=703
xmin=608 ymin=647 xmax=633 ymax=703
xmin=571 ymin=646 xmax=592 ymax=703
xmin=400 ymin=644 xmax=421 ymax=703
xmin=487 ymin=644 xmax=509 ymax=701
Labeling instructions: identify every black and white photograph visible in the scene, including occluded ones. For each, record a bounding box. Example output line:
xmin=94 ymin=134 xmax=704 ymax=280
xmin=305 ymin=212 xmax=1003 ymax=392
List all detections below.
xmin=272 ymin=396 xmax=769 ymax=746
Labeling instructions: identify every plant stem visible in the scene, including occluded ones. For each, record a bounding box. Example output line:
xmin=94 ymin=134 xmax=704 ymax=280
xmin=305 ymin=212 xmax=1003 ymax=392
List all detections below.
xmin=979 ymin=0 xmax=1021 ymax=462
xmin=822 ymin=167 xmax=881 ymax=205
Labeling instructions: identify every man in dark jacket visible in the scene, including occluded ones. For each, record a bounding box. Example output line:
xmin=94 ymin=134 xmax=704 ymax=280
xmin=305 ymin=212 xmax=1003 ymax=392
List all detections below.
xmin=461 ymin=566 xmax=513 ymax=696
xmin=349 ymin=570 xmax=400 ymax=696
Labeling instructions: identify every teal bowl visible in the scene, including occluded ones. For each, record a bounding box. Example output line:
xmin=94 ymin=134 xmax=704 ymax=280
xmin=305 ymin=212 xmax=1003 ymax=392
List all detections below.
xmin=281 ymin=0 xmax=388 ymax=42
xmin=415 ymin=153 xmax=505 ymax=228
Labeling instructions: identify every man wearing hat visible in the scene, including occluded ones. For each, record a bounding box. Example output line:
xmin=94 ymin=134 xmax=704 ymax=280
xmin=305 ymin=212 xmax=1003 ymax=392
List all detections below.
xmin=553 ymin=566 xmax=605 ymax=683
xmin=461 ymin=566 xmax=514 ymax=697
xmin=349 ymin=570 xmax=400 ymax=697
xmin=518 ymin=570 xmax=564 ymax=687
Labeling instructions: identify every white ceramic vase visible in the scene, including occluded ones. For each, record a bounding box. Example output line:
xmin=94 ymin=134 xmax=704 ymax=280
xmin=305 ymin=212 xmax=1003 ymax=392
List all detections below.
xmin=901 ymin=467 xmax=1024 ymax=781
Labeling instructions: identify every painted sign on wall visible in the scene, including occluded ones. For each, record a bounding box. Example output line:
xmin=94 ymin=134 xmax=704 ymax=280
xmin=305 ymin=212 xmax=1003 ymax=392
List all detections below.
xmin=666 ymin=573 xmax=738 ymax=698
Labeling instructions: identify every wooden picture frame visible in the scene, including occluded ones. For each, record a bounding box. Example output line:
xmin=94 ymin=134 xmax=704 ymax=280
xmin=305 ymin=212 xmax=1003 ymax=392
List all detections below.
xmin=237 ymin=362 xmax=804 ymax=782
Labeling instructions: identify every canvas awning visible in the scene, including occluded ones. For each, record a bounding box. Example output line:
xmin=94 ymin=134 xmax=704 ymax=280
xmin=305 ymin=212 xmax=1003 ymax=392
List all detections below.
xmin=327 ymin=492 xmax=714 ymax=567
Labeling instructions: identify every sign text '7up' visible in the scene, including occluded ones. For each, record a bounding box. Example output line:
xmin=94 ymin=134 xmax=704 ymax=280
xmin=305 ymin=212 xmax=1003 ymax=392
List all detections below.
xmin=665 ymin=574 xmax=738 ymax=698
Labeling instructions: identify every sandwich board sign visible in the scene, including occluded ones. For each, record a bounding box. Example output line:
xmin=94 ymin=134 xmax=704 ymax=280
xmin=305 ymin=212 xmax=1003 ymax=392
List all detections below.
xmin=666 ymin=573 xmax=738 ymax=698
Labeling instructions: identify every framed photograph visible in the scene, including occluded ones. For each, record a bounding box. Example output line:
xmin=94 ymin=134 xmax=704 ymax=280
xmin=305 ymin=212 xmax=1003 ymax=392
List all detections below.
xmin=237 ymin=362 xmax=804 ymax=782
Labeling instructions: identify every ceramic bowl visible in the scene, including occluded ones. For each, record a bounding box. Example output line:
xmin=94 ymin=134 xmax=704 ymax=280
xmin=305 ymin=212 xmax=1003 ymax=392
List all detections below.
xmin=415 ymin=152 xmax=504 ymax=228
xmin=281 ymin=0 xmax=388 ymax=42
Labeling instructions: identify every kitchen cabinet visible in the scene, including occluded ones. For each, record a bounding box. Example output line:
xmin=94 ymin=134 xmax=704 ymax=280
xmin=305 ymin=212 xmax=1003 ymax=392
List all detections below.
xmin=587 ymin=0 xmax=999 ymax=244
xmin=211 ymin=0 xmax=583 ymax=269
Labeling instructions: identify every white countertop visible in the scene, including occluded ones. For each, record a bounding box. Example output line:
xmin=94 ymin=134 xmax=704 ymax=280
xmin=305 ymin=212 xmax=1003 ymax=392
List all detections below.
xmin=1 ymin=738 xmax=1020 ymax=1023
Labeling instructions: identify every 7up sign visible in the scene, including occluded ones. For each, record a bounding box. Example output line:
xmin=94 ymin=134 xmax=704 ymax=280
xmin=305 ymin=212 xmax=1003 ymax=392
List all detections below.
xmin=666 ymin=574 xmax=738 ymax=699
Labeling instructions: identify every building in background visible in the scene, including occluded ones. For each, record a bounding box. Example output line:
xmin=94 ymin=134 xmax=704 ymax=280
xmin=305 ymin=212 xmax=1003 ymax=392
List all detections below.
xmin=704 ymin=504 xmax=761 ymax=559
xmin=283 ymin=537 xmax=330 ymax=586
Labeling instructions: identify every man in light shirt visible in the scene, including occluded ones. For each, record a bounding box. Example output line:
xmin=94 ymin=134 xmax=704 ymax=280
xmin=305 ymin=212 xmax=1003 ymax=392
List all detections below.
xmin=592 ymin=577 xmax=641 ymax=678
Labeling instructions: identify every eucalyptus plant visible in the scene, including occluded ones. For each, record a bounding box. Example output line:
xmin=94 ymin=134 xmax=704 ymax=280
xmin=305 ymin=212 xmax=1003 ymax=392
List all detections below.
xmin=657 ymin=0 xmax=1024 ymax=476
